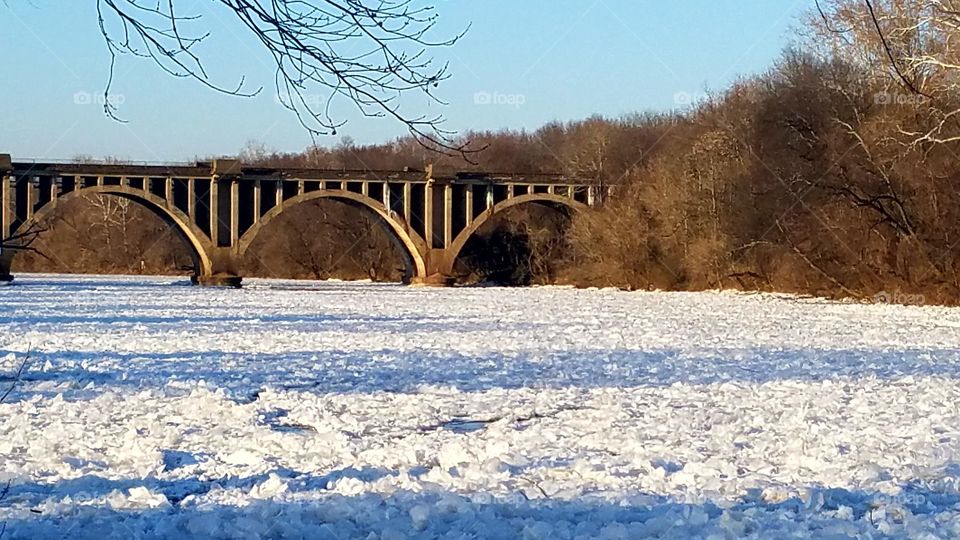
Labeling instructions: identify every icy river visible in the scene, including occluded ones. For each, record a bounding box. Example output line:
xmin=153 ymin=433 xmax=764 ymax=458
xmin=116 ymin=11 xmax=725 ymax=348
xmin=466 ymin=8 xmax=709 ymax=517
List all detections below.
xmin=2 ymin=274 xmax=960 ymax=538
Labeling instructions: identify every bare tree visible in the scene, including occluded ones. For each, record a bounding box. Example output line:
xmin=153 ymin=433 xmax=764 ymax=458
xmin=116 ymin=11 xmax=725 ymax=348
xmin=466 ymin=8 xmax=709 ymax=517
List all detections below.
xmin=86 ymin=194 xmax=135 ymax=258
xmin=242 ymin=199 xmax=406 ymax=281
xmin=812 ymin=0 xmax=960 ymax=147
xmin=565 ymin=118 xmax=612 ymax=202
xmin=95 ymin=0 xmax=473 ymax=155
xmin=11 ymin=195 xmax=197 ymax=276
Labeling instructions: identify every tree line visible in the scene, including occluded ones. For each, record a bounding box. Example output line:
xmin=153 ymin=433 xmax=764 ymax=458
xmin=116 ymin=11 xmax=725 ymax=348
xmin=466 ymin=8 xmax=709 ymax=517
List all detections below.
xmin=229 ymin=0 xmax=960 ymax=303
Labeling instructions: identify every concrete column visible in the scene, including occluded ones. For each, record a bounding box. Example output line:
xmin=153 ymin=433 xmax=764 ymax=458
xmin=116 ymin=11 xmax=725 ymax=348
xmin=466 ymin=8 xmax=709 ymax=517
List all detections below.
xmin=1 ymin=175 xmax=11 ymax=241
xmin=297 ymin=180 xmax=305 ymax=196
xmin=361 ymin=181 xmax=369 ymax=197
xmin=209 ymin=179 xmax=219 ymax=245
xmin=97 ymin=175 xmax=104 ymax=187
xmin=119 ymin=176 xmax=129 ymax=188
xmin=587 ymin=185 xmax=596 ymax=206
xmin=424 ymin=182 xmax=434 ymax=248
xmin=230 ymin=179 xmax=239 ymax=248
xmin=548 ymin=184 xmax=556 ymax=196
xmin=187 ymin=178 xmax=196 ymax=219
xmin=443 ymin=184 xmax=453 ymax=248
xmin=252 ymin=180 xmax=262 ymax=224
xmin=165 ymin=177 xmax=174 ymax=206
xmin=25 ymin=177 xmax=34 ymax=221
xmin=403 ymin=182 xmax=412 ymax=223
xmin=275 ymin=180 xmax=283 ymax=207
xmin=465 ymin=186 xmax=474 ymax=226
xmin=382 ymin=183 xmax=391 ymax=211
xmin=48 ymin=177 xmax=59 ymax=209
xmin=567 ymin=185 xmax=576 ymax=199
xmin=507 ymin=184 xmax=515 ymax=199
xmin=0 ymin=167 xmax=11 ymax=273
xmin=485 ymin=185 xmax=494 ymax=210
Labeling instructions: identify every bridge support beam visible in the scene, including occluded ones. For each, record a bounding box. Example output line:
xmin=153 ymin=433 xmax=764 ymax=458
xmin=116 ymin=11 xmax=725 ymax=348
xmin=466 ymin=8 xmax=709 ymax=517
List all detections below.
xmin=0 ymin=156 xmax=13 ymax=283
xmin=409 ymin=247 xmax=457 ymax=287
xmin=230 ymin=179 xmax=240 ymax=248
xmin=443 ymin=184 xmax=453 ymax=248
xmin=209 ymin=180 xmax=219 ymax=248
xmin=191 ymin=246 xmax=241 ymax=288
xmin=1 ymin=169 xmax=11 ymax=244
xmin=190 ymin=159 xmax=244 ymax=287
xmin=424 ymin=181 xmax=435 ymax=250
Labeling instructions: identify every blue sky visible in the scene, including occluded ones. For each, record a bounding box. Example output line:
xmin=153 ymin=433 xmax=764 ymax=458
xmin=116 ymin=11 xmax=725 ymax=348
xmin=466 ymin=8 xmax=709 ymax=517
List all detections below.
xmin=1 ymin=1 xmax=809 ymax=161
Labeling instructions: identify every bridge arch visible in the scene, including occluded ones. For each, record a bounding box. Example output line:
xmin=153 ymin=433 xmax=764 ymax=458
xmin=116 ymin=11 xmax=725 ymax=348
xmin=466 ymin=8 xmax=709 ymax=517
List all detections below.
xmin=444 ymin=193 xmax=588 ymax=275
xmin=2 ymin=185 xmax=214 ymax=275
xmin=238 ymin=189 xmax=428 ymax=279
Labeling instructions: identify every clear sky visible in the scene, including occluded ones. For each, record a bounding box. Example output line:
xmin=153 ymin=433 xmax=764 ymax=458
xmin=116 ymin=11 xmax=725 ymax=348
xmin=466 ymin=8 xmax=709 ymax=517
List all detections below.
xmin=0 ymin=1 xmax=809 ymax=161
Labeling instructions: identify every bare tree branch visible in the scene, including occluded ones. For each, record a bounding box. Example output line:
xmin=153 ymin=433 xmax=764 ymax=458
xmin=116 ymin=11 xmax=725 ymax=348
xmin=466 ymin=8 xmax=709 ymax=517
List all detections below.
xmin=862 ymin=0 xmax=932 ymax=97
xmin=95 ymin=0 xmax=478 ymax=157
xmin=1 ymin=222 xmax=50 ymax=259
xmin=0 ymin=350 xmax=30 ymax=404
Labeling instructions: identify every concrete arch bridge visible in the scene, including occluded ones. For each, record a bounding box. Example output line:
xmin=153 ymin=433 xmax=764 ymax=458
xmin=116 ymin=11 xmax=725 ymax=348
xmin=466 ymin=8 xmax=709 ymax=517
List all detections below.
xmin=0 ymin=154 xmax=607 ymax=285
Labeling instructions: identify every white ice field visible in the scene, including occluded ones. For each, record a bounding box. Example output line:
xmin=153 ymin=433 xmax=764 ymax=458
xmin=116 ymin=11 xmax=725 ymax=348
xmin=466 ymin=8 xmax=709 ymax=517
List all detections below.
xmin=2 ymin=274 xmax=960 ymax=539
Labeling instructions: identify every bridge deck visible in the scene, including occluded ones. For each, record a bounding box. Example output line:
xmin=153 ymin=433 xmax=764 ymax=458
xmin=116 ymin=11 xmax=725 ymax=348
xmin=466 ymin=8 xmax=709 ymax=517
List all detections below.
xmin=10 ymin=161 xmax=585 ymax=185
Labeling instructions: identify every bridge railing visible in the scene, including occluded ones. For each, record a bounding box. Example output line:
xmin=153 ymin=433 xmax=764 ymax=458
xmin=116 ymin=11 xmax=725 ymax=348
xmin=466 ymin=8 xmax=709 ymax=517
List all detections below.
xmin=3 ymin=155 xmax=599 ymax=187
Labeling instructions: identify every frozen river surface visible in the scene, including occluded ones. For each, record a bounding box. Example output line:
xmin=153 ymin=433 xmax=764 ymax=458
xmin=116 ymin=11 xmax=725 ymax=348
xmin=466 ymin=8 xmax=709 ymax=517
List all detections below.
xmin=2 ymin=275 xmax=960 ymax=538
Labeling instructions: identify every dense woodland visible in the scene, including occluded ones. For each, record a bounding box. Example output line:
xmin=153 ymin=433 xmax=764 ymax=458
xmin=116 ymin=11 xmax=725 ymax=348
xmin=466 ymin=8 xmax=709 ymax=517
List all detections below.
xmin=15 ymin=0 xmax=960 ymax=303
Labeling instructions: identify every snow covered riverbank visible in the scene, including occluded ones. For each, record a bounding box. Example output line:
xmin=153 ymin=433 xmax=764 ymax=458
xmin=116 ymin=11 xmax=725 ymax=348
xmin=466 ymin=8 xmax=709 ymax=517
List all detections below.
xmin=2 ymin=274 xmax=960 ymax=538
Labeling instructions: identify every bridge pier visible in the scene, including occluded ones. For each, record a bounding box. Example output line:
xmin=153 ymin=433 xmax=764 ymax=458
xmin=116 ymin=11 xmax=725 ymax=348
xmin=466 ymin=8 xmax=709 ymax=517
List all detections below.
xmin=410 ymin=248 xmax=457 ymax=287
xmin=189 ymin=160 xmax=245 ymax=288
xmin=192 ymin=274 xmax=242 ymax=287
xmin=191 ymin=246 xmax=242 ymax=288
